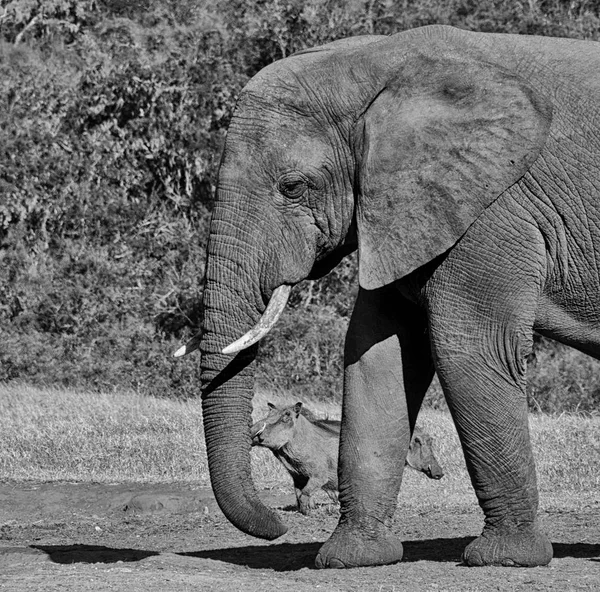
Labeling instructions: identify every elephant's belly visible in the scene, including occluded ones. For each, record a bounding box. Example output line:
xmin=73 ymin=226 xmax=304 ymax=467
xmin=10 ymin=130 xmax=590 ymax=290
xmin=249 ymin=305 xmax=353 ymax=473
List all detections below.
xmin=535 ymin=295 xmax=600 ymax=359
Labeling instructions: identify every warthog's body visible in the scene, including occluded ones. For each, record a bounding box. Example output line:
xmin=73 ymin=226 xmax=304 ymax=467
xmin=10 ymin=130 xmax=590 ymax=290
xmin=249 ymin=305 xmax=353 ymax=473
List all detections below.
xmin=251 ymin=402 xmax=443 ymax=514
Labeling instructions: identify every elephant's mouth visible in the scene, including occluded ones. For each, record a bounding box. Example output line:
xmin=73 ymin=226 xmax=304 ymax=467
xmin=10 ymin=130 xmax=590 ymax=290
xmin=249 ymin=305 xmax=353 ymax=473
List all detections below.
xmin=307 ymin=241 xmax=357 ymax=280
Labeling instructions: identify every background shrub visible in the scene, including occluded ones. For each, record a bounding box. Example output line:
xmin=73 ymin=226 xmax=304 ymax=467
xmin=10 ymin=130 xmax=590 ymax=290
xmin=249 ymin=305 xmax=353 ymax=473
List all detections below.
xmin=2 ymin=0 xmax=600 ymax=411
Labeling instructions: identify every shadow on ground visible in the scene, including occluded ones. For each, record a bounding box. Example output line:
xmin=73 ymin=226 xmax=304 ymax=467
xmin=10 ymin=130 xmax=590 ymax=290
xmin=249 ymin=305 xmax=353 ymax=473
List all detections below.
xmin=402 ymin=537 xmax=474 ymax=563
xmin=183 ymin=537 xmax=473 ymax=570
xmin=553 ymin=542 xmax=600 ymax=560
xmin=31 ymin=544 xmax=159 ymax=564
xmin=29 ymin=539 xmax=600 ymax=568
xmin=183 ymin=538 xmax=600 ymax=570
xmin=182 ymin=542 xmax=322 ymax=571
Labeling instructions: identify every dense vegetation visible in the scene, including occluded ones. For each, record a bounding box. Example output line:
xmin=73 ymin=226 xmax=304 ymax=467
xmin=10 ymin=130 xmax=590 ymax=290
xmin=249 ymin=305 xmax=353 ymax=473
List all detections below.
xmin=2 ymin=0 xmax=600 ymax=411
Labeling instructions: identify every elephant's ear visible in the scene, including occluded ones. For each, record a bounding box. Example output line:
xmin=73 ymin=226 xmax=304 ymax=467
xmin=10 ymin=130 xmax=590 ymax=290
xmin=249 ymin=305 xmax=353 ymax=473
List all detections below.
xmin=355 ymin=60 xmax=552 ymax=289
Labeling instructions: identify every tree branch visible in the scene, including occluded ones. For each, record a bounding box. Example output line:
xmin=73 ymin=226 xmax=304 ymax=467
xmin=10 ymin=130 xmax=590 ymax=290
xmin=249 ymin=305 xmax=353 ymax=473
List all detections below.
xmin=14 ymin=14 xmax=40 ymax=46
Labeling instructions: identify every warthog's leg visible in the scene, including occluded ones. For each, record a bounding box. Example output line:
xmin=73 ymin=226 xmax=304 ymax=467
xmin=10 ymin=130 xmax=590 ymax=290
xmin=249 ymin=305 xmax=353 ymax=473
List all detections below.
xmin=297 ymin=476 xmax=333 ymax=515
xmin=294 ymin=486 xmax=302 ymax=504
xmin=325 ymin=488 xmax=339 ymax=503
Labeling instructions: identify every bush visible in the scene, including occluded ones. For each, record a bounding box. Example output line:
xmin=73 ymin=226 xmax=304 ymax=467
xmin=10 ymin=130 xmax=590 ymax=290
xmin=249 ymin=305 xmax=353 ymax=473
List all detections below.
xmin=527 ymin=336 xmax=600 ymax=414
xmin=0 ymin=0 xmax=99 ymax=45
xmin=0 ymin=8 xmax=226 ymax=397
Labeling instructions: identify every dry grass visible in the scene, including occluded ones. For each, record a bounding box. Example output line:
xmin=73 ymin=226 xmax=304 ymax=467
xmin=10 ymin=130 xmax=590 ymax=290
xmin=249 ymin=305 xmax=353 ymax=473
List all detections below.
xmin=1 ymin=383 xmax=598 ymax=514
xmin=0 ymin=383 xmax=207 ymax=483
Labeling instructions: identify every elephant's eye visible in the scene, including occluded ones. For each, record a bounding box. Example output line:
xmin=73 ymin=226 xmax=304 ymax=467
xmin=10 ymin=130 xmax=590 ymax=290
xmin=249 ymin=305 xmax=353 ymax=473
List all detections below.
xmin=277 ymin=173 xmax=308 ymax=200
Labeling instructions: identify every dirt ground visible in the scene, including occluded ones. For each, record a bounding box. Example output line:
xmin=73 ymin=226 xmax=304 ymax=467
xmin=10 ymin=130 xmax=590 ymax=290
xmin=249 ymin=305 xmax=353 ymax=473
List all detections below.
xmin=0 ymin=482 xmax=599 ymax=591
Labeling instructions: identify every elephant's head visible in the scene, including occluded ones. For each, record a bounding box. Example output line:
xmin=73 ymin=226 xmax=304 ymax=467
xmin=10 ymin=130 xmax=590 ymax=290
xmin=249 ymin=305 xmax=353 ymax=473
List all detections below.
xmin=186 ymin=28 xmax=552 ymax=540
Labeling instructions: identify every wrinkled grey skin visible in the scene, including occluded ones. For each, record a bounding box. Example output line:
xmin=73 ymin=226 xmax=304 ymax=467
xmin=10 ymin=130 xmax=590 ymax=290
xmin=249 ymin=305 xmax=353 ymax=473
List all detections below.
xmin=196 ymin=24 xmax=600 ymax=569
xmin=251 ymin=402 xmax=443 ymax=515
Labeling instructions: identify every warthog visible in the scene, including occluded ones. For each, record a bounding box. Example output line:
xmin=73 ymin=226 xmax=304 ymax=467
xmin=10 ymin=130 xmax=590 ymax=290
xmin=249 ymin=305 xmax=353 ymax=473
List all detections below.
xmin=251 ymin=402 xmax=444 ymax=515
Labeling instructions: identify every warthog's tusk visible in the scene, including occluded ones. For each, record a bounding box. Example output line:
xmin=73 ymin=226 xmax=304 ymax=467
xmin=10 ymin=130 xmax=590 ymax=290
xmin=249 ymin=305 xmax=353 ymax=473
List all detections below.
xmin=173 ymin=330 xmax=203 ymax=358
xmin=222 ymin=285 xmax=291 ymax=355
xmin=253 ymin=423 xmax=266 ymax=438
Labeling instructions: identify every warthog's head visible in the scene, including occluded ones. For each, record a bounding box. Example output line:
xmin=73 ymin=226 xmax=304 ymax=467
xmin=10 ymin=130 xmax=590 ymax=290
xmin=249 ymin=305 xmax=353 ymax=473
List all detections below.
xmin=406 ymin=428 xmax=444 ymax=480
xmin=251 ymin=402 xmax=304 ymax=450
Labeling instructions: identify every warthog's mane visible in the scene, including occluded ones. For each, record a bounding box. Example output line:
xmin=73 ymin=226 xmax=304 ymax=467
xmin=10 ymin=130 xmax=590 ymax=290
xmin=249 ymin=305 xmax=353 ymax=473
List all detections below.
xmin=298 ymin=405 xmax=340 ymax=435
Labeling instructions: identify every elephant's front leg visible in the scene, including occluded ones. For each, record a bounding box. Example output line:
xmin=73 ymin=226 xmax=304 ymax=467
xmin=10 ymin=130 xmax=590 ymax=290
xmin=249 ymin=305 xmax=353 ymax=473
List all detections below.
xmin=316 ymin=286 xmax=434 ymax=568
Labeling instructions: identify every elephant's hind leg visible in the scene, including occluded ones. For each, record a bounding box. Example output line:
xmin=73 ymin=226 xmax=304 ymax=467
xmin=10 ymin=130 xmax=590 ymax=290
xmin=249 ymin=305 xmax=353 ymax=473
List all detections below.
xmin=425 ymin=211 xmax=553 ymax=567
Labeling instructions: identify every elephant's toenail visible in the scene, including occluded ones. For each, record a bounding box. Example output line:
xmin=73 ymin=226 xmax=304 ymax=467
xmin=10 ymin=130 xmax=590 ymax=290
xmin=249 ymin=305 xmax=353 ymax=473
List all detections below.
xmin=464 ymin=550 xmax=483 ymax=566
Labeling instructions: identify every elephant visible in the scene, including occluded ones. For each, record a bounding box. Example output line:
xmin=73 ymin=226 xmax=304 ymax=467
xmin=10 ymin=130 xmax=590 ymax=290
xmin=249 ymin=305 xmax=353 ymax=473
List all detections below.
xmin=176 ymin=24 xmax=600 ymax=568
xmin=250 ymin=402 xmax=443 ymax=515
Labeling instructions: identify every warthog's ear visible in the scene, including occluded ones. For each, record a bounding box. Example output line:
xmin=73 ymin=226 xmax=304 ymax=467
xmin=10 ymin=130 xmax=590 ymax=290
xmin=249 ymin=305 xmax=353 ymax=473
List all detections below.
xmin=293 ymin=402 xmax=303 ymax=417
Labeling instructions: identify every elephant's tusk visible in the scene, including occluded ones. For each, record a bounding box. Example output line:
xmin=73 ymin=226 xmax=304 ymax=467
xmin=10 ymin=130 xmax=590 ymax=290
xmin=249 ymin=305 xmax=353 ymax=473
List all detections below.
xmin=222 ymin=285 xmax=291 ymax=355
xmin=173 ymin=330 xmax=203 ymax=358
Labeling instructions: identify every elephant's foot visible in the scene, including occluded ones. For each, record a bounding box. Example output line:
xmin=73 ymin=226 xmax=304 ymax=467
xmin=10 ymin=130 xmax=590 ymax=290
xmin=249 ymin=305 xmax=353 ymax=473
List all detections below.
xmin=315 ymin=522 xmax=403 ymax=569
xmin=462 ymin=526 xmax=553 ymax=567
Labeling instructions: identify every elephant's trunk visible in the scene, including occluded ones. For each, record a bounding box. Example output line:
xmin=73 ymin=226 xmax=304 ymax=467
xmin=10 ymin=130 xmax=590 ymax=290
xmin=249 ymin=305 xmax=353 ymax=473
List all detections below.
xmin=202 ymin=356 xmax=287 ymax=539
xmin=199 ymin=213 xmax=288 ymax=540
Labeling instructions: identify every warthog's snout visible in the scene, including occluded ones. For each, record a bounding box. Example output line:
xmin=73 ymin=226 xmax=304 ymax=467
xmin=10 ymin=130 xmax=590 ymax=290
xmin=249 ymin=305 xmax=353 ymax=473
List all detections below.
xmin=425 ymin=464 xmax=444 ymax=480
